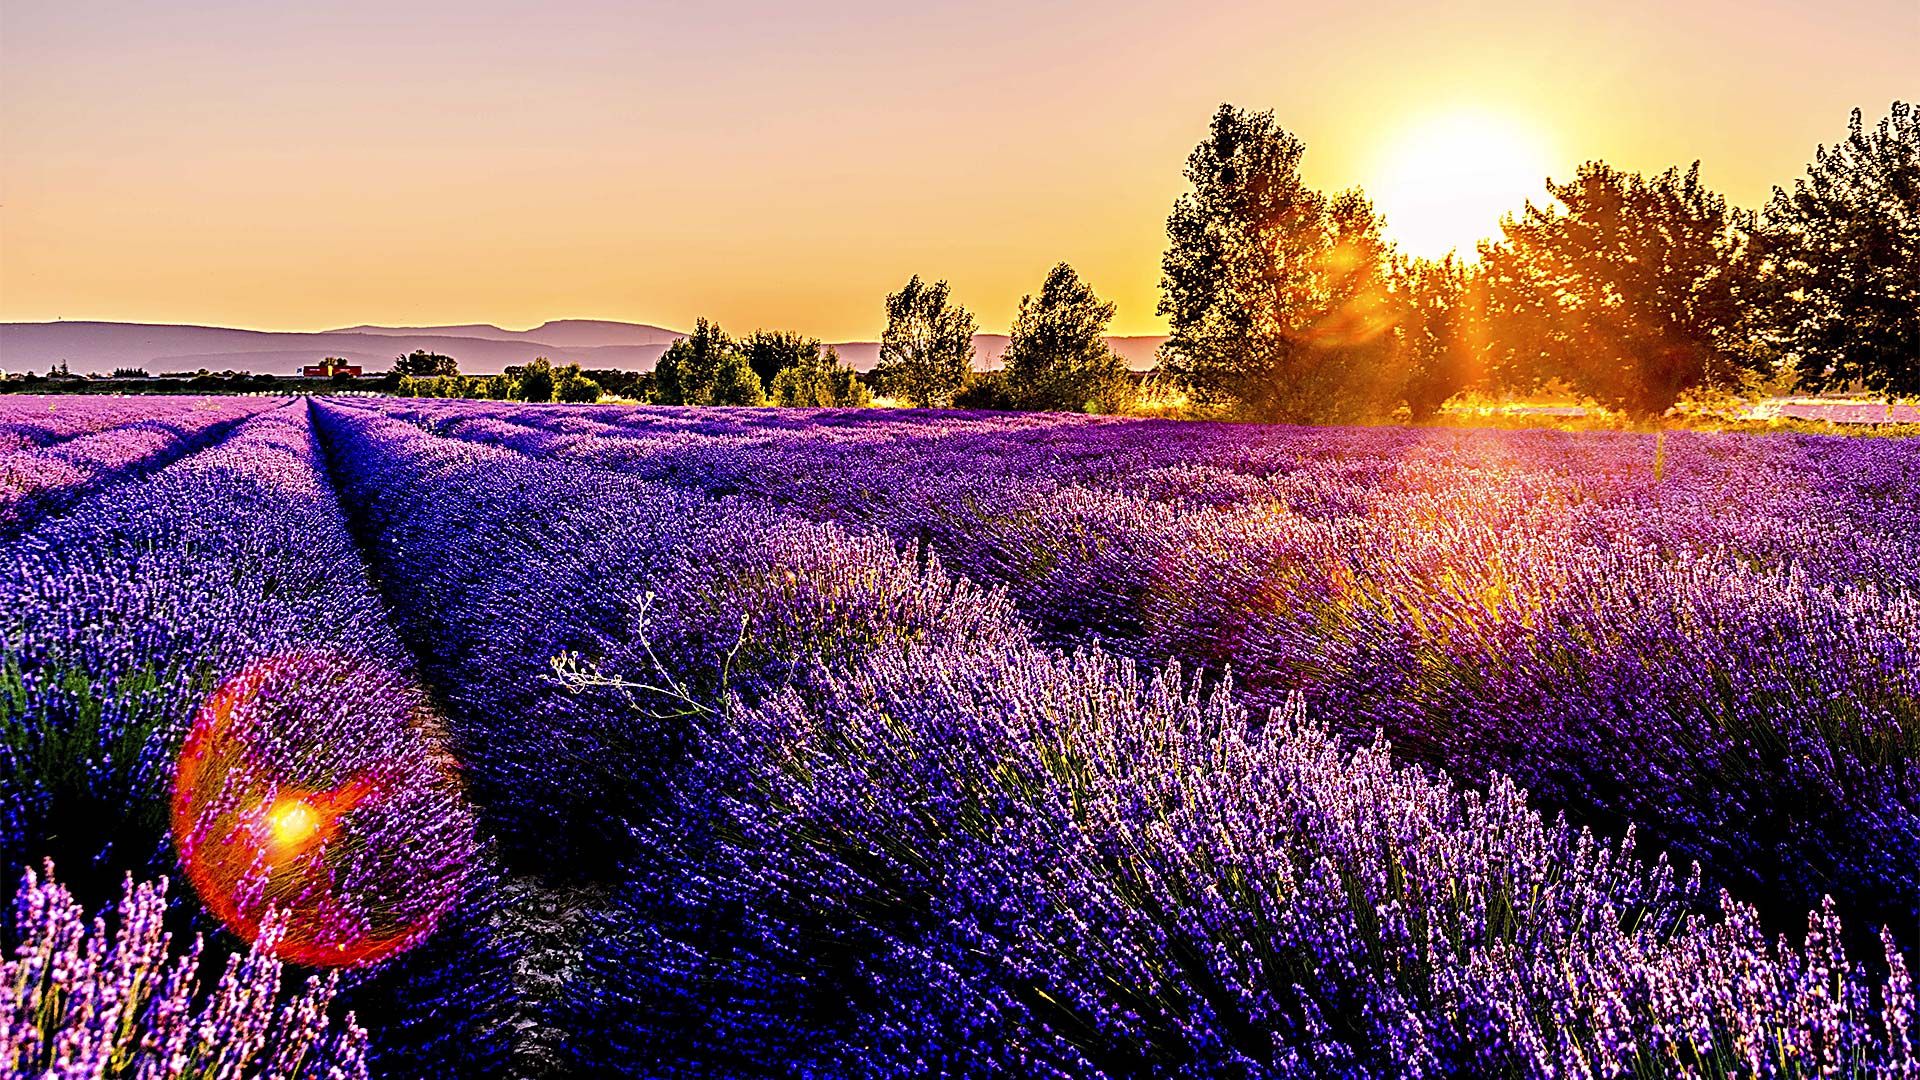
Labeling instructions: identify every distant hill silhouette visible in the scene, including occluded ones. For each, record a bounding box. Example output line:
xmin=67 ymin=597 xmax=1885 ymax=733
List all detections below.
xmin=330 ymin=319 xmax=683 ymax=347
xmin=0 ymin=320 xmax=1166 ymax=376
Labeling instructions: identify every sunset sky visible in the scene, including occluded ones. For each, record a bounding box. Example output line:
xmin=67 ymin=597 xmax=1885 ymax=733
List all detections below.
xmin=2 ymin=0 xmax=1914 ymax=340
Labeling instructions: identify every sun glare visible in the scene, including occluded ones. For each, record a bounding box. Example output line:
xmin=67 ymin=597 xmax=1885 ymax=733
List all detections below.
xmin=267 ymin=796 xmax=324 ymax=857
xmin=171 ymin=652 xmax=473 ymax=967
xmin=1369 ymin=110 xmax=1555 ymax=261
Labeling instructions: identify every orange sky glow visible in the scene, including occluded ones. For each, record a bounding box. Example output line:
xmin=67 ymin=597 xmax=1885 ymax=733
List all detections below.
xmin=2 ymin=0 xmax=1914 ymax=339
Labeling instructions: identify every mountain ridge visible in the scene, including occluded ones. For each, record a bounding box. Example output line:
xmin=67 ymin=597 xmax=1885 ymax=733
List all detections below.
xmin=0 ymin=320 xmax=1166 ymax=376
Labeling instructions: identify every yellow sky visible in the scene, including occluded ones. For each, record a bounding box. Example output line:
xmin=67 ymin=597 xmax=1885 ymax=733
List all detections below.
xmin=1 ymin=0 xmax=1914 ymax=339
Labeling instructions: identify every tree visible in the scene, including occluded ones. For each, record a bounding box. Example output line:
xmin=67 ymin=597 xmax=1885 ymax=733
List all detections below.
xmin=1760 ymin=101 xmax=1919 ymax=399
xmin=395 ymin=350 xmax=459 ymax=378
xmin=740 ymin=330 xmax=824 ymax=395
xmin=1157 ymin=105 xmax=1398 ymax=423
xmin=584 ymin=368 xmax=645 ymax=400
xmin=555 ymin=369 xmax=603 ymax=403
xmin=706 ymin=355 xmax=767 ymax=406
xmin=1003 ymin=263 xmax=1135 ymax=414
xmin=874 ymin=276 xmax=976 ymax=408
xmin=1481 ymin=161 xmax=1759 ymax=417
xmin=769 ymin=346 xmax=871 ymax=407
xmin=1388 ymin=255 xmax=1484 ymax=421
xmin=1293 ymin=189 xmax=1400 ymax=420
xmin=951 ymin=371 xmax=1017 ymax=410
xmin=654 ymin=319 xmax=730 ymax=405
xmin=515 ymin=358 xmax=557 ymax=402
xmin=396 ymin=373 xmax=478 ymax=398
xmin=654 ymin=319 xmax=765 ymax=405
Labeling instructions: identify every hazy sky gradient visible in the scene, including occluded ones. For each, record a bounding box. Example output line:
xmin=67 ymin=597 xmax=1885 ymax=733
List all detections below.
xmin=2 ymin=0 xmax=1914 ymax=338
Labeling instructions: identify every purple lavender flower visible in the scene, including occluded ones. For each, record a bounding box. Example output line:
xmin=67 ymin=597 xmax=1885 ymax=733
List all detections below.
xmin=0 ymin=397 xmax=271 ymax=532
xmin=369 ymin=400 xmax=1920 ymax=948
xmin=2 ymin=861 xmax=369 ymax=1079
xmin=3 ymin=401 xmax=510 ymax=1076
xmin=590 ymin=641 xmax=1920 ymax=1075
xmin=12 ymin=395 xmax=1918 ymax=1074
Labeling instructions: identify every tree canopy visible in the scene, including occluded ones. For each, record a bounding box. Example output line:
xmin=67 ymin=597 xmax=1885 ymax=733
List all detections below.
xmin=394 ymin=350 xmax=459 ymax=378
xmin=769 ymin=345 xmax=870 ymax=408
xmin=1388 ymin=255 xmax=1484 ymax=421
xmin=1759 ymin=101 xmax=1919 ymax=398
xmin=740 ymin=330 xmax=825 ymax=395
xmin=1157 ymin=105 xmax=1399 ymax=423
xmin=515 ymin=358 xmax=557 ymax=403
xmin=656 ymin=320 xmax=767 ymax=406
xmin=1003 ymin=263 xmax=1135 ymax=414
xmin=874 ymin=276 xmax=976 ymax=408
xmin=554 ymin=367 xmax=603 ymax=403
xmin=1479 ymin=161 xmax=1760 ymax=417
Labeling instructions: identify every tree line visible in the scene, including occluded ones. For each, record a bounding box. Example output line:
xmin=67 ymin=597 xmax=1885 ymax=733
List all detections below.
xmin=386 ymin=263 xmax=1140 ymax=413
xmin=651 ymin=324 xmax=873 ymax=407
xmin=643 ymin=269 xmax=1136 ymax=411
xmin=1160 ymin=101 xmax=1918 ymax=422
xmin=390 ymin=353 xmax=607 ymax=402
xmin=390 ymin=98 xmax=1913 ymax=421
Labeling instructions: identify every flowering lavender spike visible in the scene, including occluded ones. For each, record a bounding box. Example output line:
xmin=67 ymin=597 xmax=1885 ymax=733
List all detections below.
xmin=2 ymin=861 xmax=368 ymax=1079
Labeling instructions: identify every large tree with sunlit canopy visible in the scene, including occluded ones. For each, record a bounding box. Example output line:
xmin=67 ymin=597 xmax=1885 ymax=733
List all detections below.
xmin=874 ymin=275 xmax=977 ymax=409
xmin=1003 ymin=262 xmax=1135 ymax=414
xmin=1760 ymin=101 xmax=1919 ymax=400
xmin=1388 ymin=253 xmax=1485 ymax=421
xmin=1478 ymin=161 xmax=1762 ymax=418
xmin=656 ymin=318 xmax=767 ymax=406
xmin=1157 ymin=105 xmax=1400 ymax=424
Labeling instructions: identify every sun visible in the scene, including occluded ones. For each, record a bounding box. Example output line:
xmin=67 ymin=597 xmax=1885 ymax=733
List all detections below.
xmin=1368 ymin=109 xmax=1556 ymax=261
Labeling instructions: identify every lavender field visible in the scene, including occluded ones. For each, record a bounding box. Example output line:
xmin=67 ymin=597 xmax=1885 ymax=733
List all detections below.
xmin=4 ymin=395 xmax=1918 ymax=1078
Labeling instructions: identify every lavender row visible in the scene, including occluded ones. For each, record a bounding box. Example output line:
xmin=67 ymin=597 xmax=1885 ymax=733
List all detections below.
xmin=372 ymin=400 xmax=1920 ymax=583
xmin=360 ymin=401 xmax=1920 ymax=615
xmin=370 ymin=400 xmax=1920 ymax=948
xmin=0 ymin=394 xmax=254 ymax=452
xmin=309 ymin=400 xmax=1043 ymax=1069
xmin=314 ymin=401 xmax=1920 ymax=1072
xmin=0 ymin=402 xmax=507 ymax=1076
xmin=308 ymin=400 xmax=1032 ymax=875
xmin=577 ymin=639 xmax=1920 ymax=1076
xmin=0 ymin=396 xmax=275 ymax=533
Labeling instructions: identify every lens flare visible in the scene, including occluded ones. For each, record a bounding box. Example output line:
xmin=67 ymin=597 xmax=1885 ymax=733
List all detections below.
xmin=171 ymin=652 xmax=476 ymax=967
xmin=267 ymin=797 xmax=324 ymax=855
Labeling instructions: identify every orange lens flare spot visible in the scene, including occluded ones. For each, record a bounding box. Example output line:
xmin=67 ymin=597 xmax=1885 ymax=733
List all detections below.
xmin=170 ymin=652 xmax=473 ymax=968
xmin=266 ymin=796 xmax=324 ymax=857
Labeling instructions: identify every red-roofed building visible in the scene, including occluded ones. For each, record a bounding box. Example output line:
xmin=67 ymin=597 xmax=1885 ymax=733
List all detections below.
xmin=302 ymin=358 xmax=362 ymax=378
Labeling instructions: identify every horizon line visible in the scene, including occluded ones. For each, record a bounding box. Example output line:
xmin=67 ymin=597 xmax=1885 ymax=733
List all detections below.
xmin=0 ymin=316 xmax=1175 ymax=342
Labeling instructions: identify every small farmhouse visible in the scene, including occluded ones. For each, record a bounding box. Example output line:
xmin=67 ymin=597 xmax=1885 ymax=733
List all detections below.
xmin=302 ymin=358 xmax=362 ymax=378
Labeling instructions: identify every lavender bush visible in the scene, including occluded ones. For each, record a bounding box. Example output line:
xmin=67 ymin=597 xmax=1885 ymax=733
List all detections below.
xmin=375 ymin=401 xmax=1920 ymax=947
xmin=2 ymin=862 xmax=369 ymax=1079
xmin=2 ymin=401 xmax=511 ymax=1076
xmin=0 ymin=397 xmax=270 ymax=532
xmin=309 ymin=401 xmax=1032 ymax=876
xmin=580 ymin=641 xmax=1919 ymax=1077
xmin=0 ymin=396 xmax=254 ymax=452
xmin=7 ymin=395 xmax=1918 ymax=1075
xmin=170 ymin=648 xmax=479 ymax=969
